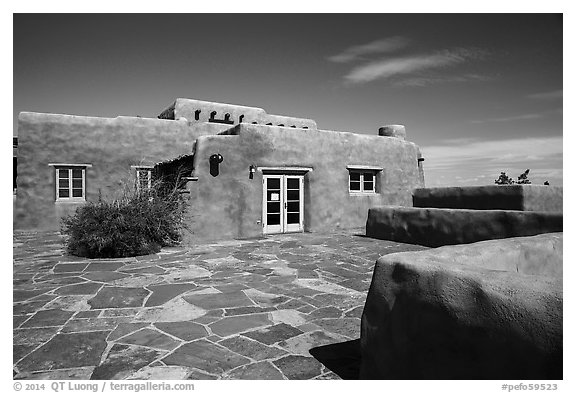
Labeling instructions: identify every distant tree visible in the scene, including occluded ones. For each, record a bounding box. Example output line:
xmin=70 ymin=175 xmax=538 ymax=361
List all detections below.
xmin=495 ymin=172 xmax=515 ymax=185
xmin=517 ymin=169 xmax=531 ymax=184
xmin=495 ymin=169 xmax=533 ymax=185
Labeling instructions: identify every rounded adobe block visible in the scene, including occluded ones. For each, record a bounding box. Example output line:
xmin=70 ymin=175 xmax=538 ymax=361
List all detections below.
xmin=360 ymin=234 xmax=563 ymax=379
xmin=378 ymin=125 xmax=406 ymax=140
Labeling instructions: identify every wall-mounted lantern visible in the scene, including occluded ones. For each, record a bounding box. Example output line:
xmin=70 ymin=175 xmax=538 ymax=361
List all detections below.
xmin=249 ymin=165 xmax=256 ymax=179
xmin=209 ymin=154 xmax=223 ymax=177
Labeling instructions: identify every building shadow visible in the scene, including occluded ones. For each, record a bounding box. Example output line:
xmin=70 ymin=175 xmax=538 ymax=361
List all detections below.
xmin=309 ymin=339 xmax=361 ymax=380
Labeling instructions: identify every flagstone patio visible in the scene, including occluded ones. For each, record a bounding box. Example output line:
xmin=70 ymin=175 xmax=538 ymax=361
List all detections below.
xmin=13 ymin=229 xmax=426 ymax=380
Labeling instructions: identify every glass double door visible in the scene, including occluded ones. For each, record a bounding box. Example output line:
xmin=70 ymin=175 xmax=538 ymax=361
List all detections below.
xmin=263 ymin=174 xmax=304 ymax=234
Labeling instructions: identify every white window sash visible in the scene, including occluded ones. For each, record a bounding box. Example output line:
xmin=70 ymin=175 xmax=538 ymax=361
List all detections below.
xmin=136 ymin=169 xmax=152 ymax=191
xmin=349 ymin=170 xmax=377 ymax=194
xmin=55 ymin=167 xmax=86 ymax=202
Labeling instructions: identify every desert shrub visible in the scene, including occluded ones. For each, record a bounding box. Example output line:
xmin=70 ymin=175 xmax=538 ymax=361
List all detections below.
xmin=61 ymin=179 xmax=187 ymax=258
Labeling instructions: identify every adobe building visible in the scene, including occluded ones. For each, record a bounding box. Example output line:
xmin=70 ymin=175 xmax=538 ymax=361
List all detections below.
xmin=14 ymin=98 xmax=425 ymax=243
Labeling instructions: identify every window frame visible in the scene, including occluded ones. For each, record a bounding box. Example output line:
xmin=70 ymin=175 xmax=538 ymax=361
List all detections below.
xmin=347 ymin=165 xmax=382 ymax=195
xmin=49 ymin=164 xmax=91 ymax=202
xmin=133 ymin=166 xmax=154 ymax=193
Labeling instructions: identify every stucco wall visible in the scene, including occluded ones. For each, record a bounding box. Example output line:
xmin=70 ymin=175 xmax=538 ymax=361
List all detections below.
xmin=14 ymin=112 xmax=232 ymax=229
xmin=393 ymin=232 xmax=563 ymax=278
xmin=523 ymin=185 xmax=563 ymax=212
xmin=16 ymin=110 xmax=423 ymax=238
xmin=262 ymin=114 xmax=316 ymax=129
xmin=416 ymin=149 xmax=425 ymax=186
xmin=366 ymin=206 xmax=563 ymax=247
xmin=161 ymin=98 xmax=318 ymax=129
xmin=413 ymin=185 xmax=562 ymax=213
xmin=360 ymin=234 xmax=563 ymax=379
xmin=181 ymin=124 xmax=423 ymax=242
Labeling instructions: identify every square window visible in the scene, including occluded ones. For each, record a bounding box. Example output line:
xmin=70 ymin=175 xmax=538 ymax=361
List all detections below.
xmin=348 ymin=169 xmax=378 ymax=194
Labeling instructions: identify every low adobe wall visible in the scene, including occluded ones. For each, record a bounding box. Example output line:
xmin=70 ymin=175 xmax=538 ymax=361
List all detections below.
xmin=366 ymin=206 xmax=562 ymax=247
xmin=413 ymin=185 xmax=562 ymax=213
xmin=360 ymin=233 xmax=563 ymax=379
xmin=522 ymin=185 xmax=563 ymax=212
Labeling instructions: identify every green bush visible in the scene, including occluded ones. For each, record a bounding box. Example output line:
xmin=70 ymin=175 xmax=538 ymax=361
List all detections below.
xmin=61 ymin=180 xmax=187 ymax=258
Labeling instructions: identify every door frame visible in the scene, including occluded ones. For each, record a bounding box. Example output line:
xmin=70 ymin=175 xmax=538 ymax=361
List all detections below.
xmin=262 ymin=174 xmax=284 ymax=235
xmin=262 ymin=172 xmax=305 ymax=235
xmin=283 ymin=175 xmax=304 ymax=233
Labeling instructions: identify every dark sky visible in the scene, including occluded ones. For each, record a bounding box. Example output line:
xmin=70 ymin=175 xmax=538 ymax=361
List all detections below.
xmin=13 ymin=14 xmax=563 ymax=186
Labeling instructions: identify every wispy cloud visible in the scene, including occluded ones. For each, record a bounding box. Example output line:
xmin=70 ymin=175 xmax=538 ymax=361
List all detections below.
xmin=470 ymin=108 xmax=562 ymax=124
xmin=421 ymin=136 xmax=563 ymax=187
xmin=422 ymin=136 xmax=562 ymax=169
xmin=327 ymin=36 xmax=411 ymax=63
xmin=470 ymin=113 xmax=544 ymax=124
xmin=391 ymin=73 xmax=493 ymax=87
xmin=343 ymin=48 xmax=487 ymax=85
xmin=526 ymin=90 xmax=563 ymax=100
